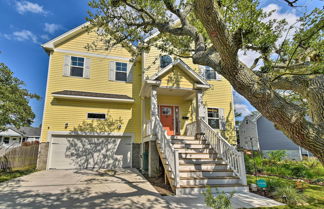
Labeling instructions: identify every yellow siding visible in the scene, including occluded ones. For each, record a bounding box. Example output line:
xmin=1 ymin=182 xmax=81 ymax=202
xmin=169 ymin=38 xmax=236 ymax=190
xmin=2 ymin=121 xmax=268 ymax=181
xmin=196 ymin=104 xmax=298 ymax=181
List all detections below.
xmin=57 ymin=29 xmax=131 ymax=57
xmin=159 ymin=66 xmax=194 ymax=89
xmin=203 ymin=80 xmax=236 ymax=144
xmin=41 ymin=32 xmax=142 ymax=142
xmin=41 ymin=24 xmax=236 ymax=145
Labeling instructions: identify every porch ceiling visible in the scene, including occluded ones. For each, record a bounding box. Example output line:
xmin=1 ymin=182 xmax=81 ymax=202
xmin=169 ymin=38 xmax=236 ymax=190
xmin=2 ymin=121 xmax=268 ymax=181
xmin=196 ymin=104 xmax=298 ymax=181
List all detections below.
xmin=157 ymin=87 xmax=195 ymax=100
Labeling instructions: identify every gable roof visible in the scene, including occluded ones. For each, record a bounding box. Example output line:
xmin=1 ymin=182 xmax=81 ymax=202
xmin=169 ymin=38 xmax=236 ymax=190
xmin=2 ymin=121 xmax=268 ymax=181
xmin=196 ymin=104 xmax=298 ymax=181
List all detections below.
xmin=150 ymin=59 xmax=209 ymax=86
xmin=42 ymin=22 xmax=90 ymax=51
xmin=0 ymin=128 xmax=23 ymax=137
xmin=18 ymin=127 xmax=41 ymax=137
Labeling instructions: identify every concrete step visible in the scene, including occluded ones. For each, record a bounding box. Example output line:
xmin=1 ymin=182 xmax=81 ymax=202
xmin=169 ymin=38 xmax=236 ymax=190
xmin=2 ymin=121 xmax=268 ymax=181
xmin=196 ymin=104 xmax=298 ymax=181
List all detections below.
xmin=171 ymin=136 xmax=196 ymax=140
xmin=179 ymin=159 xmax=224 ymax=164
xmin=176 ymin=185 xmax=249 ymax=195
xmin=179 ymin=170 xmax=235 ymax=178
xmin=180 ymin=177 xmax=240 ymax=186
xmin=179 ymin=164 xmax=228 ymax=171
xmin=175 ymin=148 xmax=215 ymax=154
xmin=173 ymin=144 xmax=210 ymax=149
xmin=172 ymin=139 xmax=208 ymax=145
xmin=179 ymin=153 xmax=217 ymax=159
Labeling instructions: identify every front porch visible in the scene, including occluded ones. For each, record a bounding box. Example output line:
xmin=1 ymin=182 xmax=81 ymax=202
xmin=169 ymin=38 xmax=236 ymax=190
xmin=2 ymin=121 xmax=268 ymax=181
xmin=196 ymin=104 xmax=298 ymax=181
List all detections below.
xmin=138 ymin=59 xmax=247 ymax=195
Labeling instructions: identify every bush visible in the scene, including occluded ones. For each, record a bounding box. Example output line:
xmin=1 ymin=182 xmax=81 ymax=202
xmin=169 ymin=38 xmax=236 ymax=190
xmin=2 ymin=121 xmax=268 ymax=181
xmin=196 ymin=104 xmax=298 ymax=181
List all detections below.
xmin=273 ymin=186 xmax=304 ymax=205
xmin=203 ymin=187 xmax=234 ymax=209
xmin=267 ymin=150 xmax=287 ymax=162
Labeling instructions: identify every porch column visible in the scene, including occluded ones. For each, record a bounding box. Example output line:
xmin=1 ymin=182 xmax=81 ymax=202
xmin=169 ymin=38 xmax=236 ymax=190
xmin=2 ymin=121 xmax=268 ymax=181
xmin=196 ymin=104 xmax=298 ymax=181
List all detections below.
xmin=195 ymin=89 xmax=204 ymax=134
xmin=151 ymin=85 xmax=158 ymax=118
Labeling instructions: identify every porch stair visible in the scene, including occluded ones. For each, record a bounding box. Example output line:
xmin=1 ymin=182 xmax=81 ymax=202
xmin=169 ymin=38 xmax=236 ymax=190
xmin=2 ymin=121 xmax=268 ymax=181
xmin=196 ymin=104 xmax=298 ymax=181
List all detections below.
xmin=156 ymin=135 xmax=248 ymax=195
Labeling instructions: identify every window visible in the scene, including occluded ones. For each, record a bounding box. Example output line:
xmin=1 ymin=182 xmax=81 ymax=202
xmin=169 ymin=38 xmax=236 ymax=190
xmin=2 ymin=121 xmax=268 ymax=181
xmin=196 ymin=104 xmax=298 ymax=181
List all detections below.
xmin=208 ymin=108 xmax=220 ymax=129
xmin=204 ymin=66 xmax=217 ymax=80
xmin=161 ymin=107 xmax=172 ymax=115
xmin=87 ymin=113 xmax=106 ymax=119
xmin=4 ymin=137 xmax=9 ymax=144
xmin=115 ymin=62 xmax=127 ymax=81
xmin=160 ymin=55 xmax=172 ymax=68
xmin=70 ymin=56 xmax=84 ymax=77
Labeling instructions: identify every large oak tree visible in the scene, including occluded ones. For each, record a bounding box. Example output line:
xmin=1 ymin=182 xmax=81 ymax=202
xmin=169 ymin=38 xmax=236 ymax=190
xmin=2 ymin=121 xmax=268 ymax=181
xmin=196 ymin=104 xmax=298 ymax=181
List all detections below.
xmin=86 ymin=0 xmax=324 ymax=163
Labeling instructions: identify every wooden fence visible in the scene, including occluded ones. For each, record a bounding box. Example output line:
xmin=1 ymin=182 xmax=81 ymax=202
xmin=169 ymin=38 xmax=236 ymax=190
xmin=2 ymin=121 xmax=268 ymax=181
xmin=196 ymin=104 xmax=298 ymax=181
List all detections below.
xmin=0 ymin=144 xmax=39 ymax=171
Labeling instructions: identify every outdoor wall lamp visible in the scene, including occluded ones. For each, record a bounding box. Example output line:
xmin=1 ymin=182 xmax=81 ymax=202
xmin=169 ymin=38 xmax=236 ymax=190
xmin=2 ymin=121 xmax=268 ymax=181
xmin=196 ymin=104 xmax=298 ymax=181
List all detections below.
xmin=65 ymin=123 xmax=69 ymax=129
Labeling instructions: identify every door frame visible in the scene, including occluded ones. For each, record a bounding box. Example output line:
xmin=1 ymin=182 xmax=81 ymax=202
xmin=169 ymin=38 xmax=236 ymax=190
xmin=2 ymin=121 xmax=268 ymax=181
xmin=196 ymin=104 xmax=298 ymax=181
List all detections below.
xmin=158 ymin=104 xmax=180 ymax=135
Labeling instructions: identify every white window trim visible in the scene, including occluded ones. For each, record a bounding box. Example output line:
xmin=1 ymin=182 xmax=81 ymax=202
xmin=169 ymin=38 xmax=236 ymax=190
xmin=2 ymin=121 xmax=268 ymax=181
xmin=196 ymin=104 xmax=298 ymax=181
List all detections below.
xmin=207 ymin=107 xmax=221 ymax=129
xmin=70 ymin=56 xmax=85 ymax=78
xmin=201 ymin=65 xmax=222 ymax=81
xmin=114 ymin=62 xmax=128 ymax=82
xmin=87 ymin=113 xmax=107 ymax=120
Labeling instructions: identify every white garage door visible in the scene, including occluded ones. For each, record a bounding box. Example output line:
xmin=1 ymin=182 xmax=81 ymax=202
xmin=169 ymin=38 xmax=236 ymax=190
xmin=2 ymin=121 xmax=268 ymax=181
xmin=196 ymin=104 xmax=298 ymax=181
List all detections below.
xmin=48 ymin=135 xmax=132 ymax=169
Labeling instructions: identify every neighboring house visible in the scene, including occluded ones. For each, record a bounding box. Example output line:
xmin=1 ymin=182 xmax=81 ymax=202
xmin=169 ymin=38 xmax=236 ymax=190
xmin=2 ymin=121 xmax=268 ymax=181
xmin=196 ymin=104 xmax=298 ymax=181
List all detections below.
xmin=0 ymin=127 xmax=40 ymax=148
xmin=0 ymin=128 xmax=23 ymax=148
xmin=39 ymin=22 xmax=248 ymax=194
xmin=20 ymin=127 xmax=41 ymax=142
xmin=239 ymin=112 xmax=312 ymax=160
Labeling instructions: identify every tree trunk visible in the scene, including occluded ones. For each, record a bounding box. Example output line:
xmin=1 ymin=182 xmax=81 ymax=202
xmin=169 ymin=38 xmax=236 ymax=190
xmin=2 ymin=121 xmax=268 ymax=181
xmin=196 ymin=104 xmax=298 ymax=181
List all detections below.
xmin=194 ymin=0 xmax=324 ymax=164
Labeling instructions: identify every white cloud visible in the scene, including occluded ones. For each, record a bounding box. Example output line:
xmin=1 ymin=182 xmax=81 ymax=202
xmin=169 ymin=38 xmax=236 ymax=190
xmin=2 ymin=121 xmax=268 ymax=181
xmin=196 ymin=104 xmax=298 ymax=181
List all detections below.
xmin=235 ymin=104 xmax=252 ymax=117
xmin=16 ymin=1 xmax=47 ymax=15
xmin=40 ymin=34 xmax=50 ymax=40
xmin=262 ymin=4 xmax=299 ymax=44
xmin=238 ymin=4 xmax=299 ymax=68
xmin=2 ymin=30 xmax=38 ymax=44
xmin=44 ymin=23 xmax=62 ymax=34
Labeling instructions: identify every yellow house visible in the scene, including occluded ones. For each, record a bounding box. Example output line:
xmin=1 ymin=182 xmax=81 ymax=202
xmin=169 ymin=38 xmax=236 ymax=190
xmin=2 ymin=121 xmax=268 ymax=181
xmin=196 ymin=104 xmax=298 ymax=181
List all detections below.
xmin=39 ymin=23 xmax=247 ymax=194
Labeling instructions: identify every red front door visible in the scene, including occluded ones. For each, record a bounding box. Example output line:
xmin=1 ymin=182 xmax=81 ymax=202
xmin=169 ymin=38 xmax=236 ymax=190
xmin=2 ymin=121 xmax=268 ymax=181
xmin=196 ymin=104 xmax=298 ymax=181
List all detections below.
xmin=160 ymin=105 xmax=174 ymax=135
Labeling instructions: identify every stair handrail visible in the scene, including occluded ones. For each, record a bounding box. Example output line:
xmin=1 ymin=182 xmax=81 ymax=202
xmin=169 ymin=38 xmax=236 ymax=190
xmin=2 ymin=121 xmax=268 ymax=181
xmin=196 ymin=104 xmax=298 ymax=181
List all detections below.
xmin=152 ymin=116 xmax=180 ymax=188
xmin=199 ymin=119 xmax=247 ymax=185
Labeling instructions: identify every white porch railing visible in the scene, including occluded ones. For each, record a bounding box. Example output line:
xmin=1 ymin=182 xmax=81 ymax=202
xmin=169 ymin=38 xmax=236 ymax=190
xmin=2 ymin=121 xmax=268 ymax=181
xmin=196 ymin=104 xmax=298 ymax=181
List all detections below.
xmin=143 ymin=119 xmax=152 ymax=137
xmin=185 ymin=121 xmax=197 ymax=136
xmin=187 ymin=119 xmax=247 ymax=185
xmin=152 ymin=116 xmax=180 ymax=188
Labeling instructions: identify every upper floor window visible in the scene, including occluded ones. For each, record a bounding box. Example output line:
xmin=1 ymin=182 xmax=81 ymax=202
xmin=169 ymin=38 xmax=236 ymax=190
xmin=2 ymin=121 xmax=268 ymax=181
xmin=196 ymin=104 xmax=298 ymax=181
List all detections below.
xmin=208 ymin=108 xmax=220 ymax=129
xmin=205 ymin=66 xmax=216 ymax=80
xmin=201 ymin=66 xmax=221 ymax=80
xmin=70 ymin=56 xmax=84 ymax=77
xmin=160 ymin=55 xmax=172 ymax=68
xmin=87 ymin=113 xmax=106 ymax=120
xmin=115 ymin=62 xmax=128 ymax=81
xmin=109 ymin=61 xmax=132 ymax=82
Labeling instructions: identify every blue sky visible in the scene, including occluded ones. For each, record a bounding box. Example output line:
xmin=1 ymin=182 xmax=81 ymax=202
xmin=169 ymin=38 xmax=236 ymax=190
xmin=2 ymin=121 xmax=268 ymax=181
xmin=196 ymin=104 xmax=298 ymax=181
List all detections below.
xmin=0 ymin=0 xmax=322 ymax=127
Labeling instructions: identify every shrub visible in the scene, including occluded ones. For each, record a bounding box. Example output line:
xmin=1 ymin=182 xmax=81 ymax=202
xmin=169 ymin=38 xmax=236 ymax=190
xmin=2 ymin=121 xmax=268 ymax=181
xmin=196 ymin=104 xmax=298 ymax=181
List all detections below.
xmin=291 ymin=165 xmax=307 ymax=178
xmin=203 ymin=187 xmax=234 ymax=209
xmin=267 ymin=150 xmax=287 ymax=162
xmin=273 ymin=186 xmax=304 ymax=205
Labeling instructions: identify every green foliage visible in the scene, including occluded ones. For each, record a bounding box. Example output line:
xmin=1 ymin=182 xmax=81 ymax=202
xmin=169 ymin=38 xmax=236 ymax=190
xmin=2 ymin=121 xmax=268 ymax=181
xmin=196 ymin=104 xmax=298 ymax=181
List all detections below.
xmin=203 ymin=187 xmax=234 ymax=209
xmin=248 ymin=175 xmax=324 ymax=209
xmin=0 ymin=168 xmax=35 ymax=183
xmin=245 ymin=152 xmax=324 ymax=180
xmin=267 ymin=150 xmax=287 ymax=162
xmin=0 ymin=63 xmax=40 ymax=131
xmin=273 ymin=186 xmax=304 ymax=206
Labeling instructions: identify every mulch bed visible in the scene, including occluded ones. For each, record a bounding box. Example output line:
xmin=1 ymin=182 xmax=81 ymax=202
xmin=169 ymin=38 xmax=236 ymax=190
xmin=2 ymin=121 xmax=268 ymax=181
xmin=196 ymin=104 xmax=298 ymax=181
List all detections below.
xmin=143 ymin=174 xmax=174 ymax=196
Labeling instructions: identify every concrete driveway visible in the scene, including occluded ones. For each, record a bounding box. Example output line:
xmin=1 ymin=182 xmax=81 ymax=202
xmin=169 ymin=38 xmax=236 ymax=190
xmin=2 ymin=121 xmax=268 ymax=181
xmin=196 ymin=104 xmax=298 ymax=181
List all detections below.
xmin=0 ymin=169 xmax=171 ymax=209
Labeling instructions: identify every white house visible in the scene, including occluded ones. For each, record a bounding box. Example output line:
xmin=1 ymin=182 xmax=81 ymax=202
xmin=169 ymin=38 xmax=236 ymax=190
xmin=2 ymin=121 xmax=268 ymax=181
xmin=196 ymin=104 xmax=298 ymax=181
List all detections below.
xmin=0 ymin=127 xmax=41 ymax=148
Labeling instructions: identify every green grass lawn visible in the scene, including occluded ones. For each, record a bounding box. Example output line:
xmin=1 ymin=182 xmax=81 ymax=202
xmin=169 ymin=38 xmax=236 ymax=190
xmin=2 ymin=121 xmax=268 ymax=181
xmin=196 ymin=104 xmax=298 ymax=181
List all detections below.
xmin=247 ymin=175 xmax=324 ymax=209
xmin=0 ymin=168 xmax=36 ymax=183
